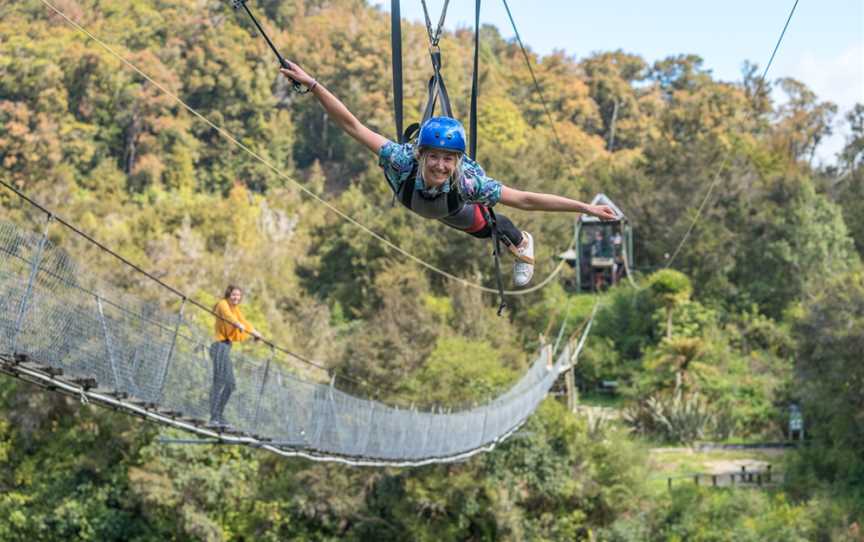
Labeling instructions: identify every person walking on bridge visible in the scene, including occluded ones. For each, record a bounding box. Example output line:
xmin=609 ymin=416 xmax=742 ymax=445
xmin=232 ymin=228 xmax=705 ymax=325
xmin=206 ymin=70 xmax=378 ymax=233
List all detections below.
xmin=209 ymin=284 xmax=261 ymax=429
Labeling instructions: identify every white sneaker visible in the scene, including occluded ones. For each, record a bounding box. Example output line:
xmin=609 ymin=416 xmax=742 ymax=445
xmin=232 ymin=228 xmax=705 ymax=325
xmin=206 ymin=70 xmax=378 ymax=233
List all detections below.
xmin=511 ymin=231 xmax=535 ymax=287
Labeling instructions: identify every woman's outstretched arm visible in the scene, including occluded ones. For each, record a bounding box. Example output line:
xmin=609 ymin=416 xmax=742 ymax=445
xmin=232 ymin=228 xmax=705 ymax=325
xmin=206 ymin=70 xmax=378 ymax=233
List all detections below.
xmin=280 ymin=62 xmax=388 ymax=155
xmin=499 ymin=187 xmax=619 ymax=220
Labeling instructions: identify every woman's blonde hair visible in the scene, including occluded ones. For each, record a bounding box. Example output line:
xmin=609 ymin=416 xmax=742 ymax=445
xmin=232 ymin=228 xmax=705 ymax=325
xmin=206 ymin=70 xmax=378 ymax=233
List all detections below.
xmin=415 ymin=147 xmax=465 ymax=195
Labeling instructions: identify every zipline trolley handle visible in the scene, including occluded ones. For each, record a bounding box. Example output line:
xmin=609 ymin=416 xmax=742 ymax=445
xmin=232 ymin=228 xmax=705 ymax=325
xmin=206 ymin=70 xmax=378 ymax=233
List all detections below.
xmin=230 ymin=0 xmax=310 ymax=94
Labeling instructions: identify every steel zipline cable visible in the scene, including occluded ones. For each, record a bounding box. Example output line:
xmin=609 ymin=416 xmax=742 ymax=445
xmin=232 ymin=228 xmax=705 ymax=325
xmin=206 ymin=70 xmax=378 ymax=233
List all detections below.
xmin=500 ymin=0 xmax=565 ymax=153
xmin=663 ymin=0 xmax=800 ymax=270
xmin=499 ymin=0 xmax=801 ymax=286
xmin=36 ymin=0 xmax=570 ymax=299
xmin=761 ymin=0 xmax=800 ymax=83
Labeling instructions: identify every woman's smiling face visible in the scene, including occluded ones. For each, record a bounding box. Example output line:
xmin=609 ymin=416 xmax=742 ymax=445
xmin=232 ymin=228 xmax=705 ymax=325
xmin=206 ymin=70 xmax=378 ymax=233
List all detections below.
xmin=421 ymin=149 xmax=460 ymax=188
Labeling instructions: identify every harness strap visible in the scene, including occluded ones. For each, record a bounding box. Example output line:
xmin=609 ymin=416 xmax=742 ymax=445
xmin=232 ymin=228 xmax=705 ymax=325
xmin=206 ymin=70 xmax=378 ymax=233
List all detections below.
xmin=467 ymin=0 xmax=504 ymax=316
xmin=389 ymin=1 xmax=405 ymax=207
xmin=389 ymin=0 xmax=506 ymax=317
xmin=397 ymin=164 xmax=462 ymax=216
xmin=469 ymin=0 xmax=481 ymax=159
xmin=398 ymin=164 xmax=419 ymax=208
xmin=422 ymin=48 xmax=454 ymax=123
xmin=390 ymin=0 xmax=405 ymax=143
xmin=514 ymin=253 xmax=534 ymax=265
xmin=483 ymin=206 xmax=508 ymax=316
xmin=420 ymin=0 xmax=451 ymax=46
xmin=417 ymin=0 xmax=453 ymax=124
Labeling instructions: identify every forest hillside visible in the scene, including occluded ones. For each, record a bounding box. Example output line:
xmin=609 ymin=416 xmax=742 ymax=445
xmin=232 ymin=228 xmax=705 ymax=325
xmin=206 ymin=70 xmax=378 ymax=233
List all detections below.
xmin=0 ymin=0 xmax=862 ymax=539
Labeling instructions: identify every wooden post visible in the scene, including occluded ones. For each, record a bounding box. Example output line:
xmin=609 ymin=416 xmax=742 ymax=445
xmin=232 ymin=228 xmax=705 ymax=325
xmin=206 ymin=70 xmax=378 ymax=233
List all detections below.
xmin=693 ymin=475 xmax=700 ymax=486
xmin=711 ymin=475 xmax=717 ymax=487
xmin=574 ymin=222 xmax=582 ymax=291
xmin=565 ymin=366 xmax=577 ymax=412
xmin=667 ymin=477 xmax=672 ymax=489
xmin=766 ymin=465 xmax=772 ymax=483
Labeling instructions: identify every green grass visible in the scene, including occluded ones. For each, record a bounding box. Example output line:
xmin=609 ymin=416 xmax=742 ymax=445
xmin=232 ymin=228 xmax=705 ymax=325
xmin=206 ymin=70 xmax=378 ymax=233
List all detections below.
xmin=643 ymin=446 xmax=788 ymax=494
xmin=577 ymin=392 xmax=626 ymax=409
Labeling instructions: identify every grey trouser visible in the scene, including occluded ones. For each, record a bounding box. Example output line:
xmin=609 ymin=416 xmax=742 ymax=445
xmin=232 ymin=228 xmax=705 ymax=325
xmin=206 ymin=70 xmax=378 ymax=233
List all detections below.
xmin=209 ymin=341 xmax=235 ymax=422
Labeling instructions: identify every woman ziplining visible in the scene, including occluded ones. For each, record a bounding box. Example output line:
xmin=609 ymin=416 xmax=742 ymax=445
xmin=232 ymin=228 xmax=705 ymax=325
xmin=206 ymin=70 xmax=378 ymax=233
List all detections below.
xmin=278 ymin=62 xmax=618 ymax=287
xmin=222 ymin=0 xmax=618 ymax=312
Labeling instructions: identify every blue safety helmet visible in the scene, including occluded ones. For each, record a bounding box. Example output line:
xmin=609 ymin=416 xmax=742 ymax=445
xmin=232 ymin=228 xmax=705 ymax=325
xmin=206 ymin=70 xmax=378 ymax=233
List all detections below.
xmin=417 ymin=116 xmax=466 ymax=154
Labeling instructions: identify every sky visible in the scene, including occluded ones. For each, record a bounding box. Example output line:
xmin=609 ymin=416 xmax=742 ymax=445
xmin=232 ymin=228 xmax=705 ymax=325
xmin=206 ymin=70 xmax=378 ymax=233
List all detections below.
xmin=372 ymin=0 xmax=864 ymax=165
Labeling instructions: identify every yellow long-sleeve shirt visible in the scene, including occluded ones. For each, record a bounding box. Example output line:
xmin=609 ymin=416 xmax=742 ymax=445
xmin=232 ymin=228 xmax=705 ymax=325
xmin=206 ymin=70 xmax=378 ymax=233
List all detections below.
xmin=213 ymin=299 xmax=255 ymax=343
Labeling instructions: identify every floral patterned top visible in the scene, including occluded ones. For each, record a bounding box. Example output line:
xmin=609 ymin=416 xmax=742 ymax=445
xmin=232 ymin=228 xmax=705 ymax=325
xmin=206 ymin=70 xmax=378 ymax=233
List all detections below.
xmin=378 ymin=141 xmax=503 ymax=206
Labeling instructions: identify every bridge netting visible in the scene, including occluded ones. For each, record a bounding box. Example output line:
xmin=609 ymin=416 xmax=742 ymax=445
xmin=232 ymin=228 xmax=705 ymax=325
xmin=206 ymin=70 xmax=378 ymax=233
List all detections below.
xmin=0 ymin=212 xmax=589 ymax=466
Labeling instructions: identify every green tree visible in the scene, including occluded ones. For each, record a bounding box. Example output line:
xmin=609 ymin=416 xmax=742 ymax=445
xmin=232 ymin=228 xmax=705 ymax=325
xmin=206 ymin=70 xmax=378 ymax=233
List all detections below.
xmin=648 ymin=269 xmax=693 ymax=340
xmin=832 ymin=104 xmax=864 ymax=256
xmin=729 ymin=175 xmax=858 ymax=318
xmin=772 ymin=78 xmax=837 ymax=165
xmin=792 ymin=269 xmax=864 ymax=495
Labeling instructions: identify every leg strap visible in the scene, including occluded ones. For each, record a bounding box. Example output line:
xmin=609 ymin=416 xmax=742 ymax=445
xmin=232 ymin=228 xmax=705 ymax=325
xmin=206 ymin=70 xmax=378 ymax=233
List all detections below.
xmin=483 ymin=207 xmax=507 ymax=317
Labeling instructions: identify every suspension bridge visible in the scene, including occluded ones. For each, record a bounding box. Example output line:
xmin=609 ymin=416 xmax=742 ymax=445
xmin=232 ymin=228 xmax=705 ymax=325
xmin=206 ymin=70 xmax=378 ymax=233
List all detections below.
xmin=0 ymin=184 xmax=594 ymax=467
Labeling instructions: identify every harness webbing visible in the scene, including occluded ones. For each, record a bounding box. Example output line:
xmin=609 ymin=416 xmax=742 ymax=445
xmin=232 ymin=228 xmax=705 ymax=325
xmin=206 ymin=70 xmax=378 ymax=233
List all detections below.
xmin=420 ymin=0 xmax=454 ymax=126
xmin=485 ymin=207 xmax=508 ymax=316
xmin=421 ymin=48 xmax=454 ymax=122
xmin=465 ymin=0 xmax=508 ymax=316
xmin=389 ymin=1 xmax=454 ymax=138
xmin=469 ymin=0 xmax=481 ymax=160
xmin=388 ymin=0 xmax=507 ymax=315
xmin=397 ymin=163 xmax=462 ymax=215
xmin=420 ymin=0 xmax=450 ymax=46
xmin=390 ymin=0 xmax=405 ymax=142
